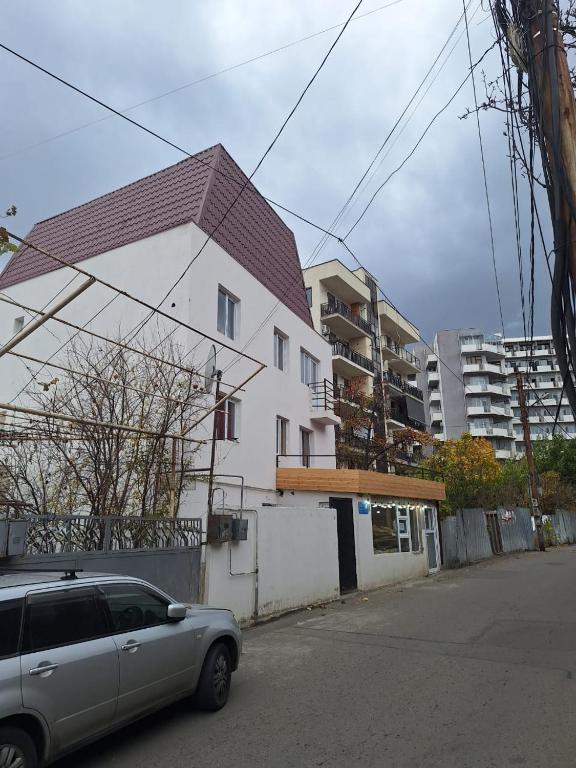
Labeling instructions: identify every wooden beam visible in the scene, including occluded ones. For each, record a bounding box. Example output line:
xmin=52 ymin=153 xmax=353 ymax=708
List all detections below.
xmin=276 ymin=467 xmax=445 ymax=501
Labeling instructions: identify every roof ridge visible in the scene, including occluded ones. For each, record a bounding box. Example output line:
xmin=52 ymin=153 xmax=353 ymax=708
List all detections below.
xmin=196 ymin=144 xmax=223 ymax=226
xmin=35 ymin=143 xmax=224 ymax=226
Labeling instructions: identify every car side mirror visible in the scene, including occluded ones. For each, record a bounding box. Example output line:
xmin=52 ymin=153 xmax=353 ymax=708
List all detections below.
xmin=167 ymin=603 xmax=188 ymax=621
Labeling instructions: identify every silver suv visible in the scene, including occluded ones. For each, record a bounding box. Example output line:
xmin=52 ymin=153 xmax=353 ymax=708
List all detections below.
xmin=0 ymin=570 xmax=242 ymax=767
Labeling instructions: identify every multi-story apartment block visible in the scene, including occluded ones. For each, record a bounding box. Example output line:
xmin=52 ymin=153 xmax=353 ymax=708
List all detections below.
xmin=416 ymin=329 xmax=515 ymax=459
xmin=303 ymin=260 xmax=425 ymax=464
xmin=504 ymin=335 xmax=576 ymax=453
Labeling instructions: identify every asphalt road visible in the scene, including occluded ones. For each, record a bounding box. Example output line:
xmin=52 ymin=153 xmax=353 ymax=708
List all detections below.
xmin=55 ymin=546 xmax=576 ymax=768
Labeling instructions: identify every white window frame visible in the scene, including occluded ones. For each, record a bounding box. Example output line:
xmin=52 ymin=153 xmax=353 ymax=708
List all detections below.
xmin=300 ymin=349 xmax=319 ymax=386
xmin=217 ymin=287 xmax=238 ymax=340
xmin=276 ymin=416 xmax=288 ymax=456
xmin=215 ymin=398 xmax=239 ymax=441
xmin=299 ymin=427 xmax=312 ymax=468
xmin=274 ymin=329 xmax=288 ymax=371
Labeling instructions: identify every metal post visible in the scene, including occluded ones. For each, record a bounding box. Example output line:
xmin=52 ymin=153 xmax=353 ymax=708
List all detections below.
xmin=207 ymin=371 xmax=222 ymax=516
xmin=515 ymin=366 xmax=545 ymax=551
xmin=170 ymin=437 xmax=177 ymax=519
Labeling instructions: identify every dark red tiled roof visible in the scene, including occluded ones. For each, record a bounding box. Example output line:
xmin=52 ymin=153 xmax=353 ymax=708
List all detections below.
xmin=0 ymin=144 xmax=312 ymax=326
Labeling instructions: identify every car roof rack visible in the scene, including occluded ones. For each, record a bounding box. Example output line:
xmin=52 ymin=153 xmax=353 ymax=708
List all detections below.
xmin=0 ymin=568 xmax=84 ymax=580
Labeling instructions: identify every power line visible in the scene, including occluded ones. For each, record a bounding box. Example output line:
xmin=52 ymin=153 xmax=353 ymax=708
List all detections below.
xmin=342 ymin=36 xmax=498 ymax=240
xmin=0 ymin=0 xmax=405 ymax=163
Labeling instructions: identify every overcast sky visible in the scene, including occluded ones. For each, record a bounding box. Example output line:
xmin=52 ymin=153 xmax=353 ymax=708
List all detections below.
xmin=1 ymin=0 xmax=552 ymax=343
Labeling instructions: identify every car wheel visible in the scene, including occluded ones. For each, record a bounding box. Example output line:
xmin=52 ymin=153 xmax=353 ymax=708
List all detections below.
xmin=195 ymin=642 xmax=232 ymax=711
xmin=0 ymin=728 xmax=37 ymax=768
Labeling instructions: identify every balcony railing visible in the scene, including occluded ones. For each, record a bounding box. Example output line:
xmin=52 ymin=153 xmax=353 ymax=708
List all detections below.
xmin=308 ymin=379 xmax=337 ymax=411
xmin=384 ymin=370 xmax=423 ymax=401
xmin=381 ymin=339 xmax=421 ymax=369
xmin=331 ymin=340 xmax=375 ymax=373
xmin=321 ymin=300 xmax=372 ymax=335
xmin=389 ymin=409 xmax=426 ymax=431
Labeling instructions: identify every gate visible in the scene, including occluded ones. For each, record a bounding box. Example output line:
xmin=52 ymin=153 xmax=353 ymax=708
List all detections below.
xmin=0 ymin=515 xmax=202 ymax=602
xmin=485 ymin=511 xmax=503 ymax=555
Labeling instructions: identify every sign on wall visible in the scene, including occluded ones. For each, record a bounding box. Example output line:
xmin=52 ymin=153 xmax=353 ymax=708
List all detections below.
xmin=358 ymin=500 xmax=370 ymax=515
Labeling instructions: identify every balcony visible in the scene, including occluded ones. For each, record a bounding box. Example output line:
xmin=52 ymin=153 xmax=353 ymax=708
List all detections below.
xmin=462 ymin=361 xmax=505 ymax=376
xmin=381 ymin=339 xmax=421 ymax=374
xmin=308 ymin=380 xmax=341 ymax=427
xmin=467 ymin=424 xmax=514 ymax=439
xmin=430 ymin=410 xmax=443 ymax=423
xmin=466 ymin=382 xmax=510 ymax=397
xmin=466 ymin=404 xmax=512 ymax=418
xmin=461 ymin=339 xmax=505 ymax=359
xmin=429 ymin=390 xmax=441 ymax=403
xmin=331 ymin=340 xmax=375 ymax=377
xmin=495 ymin=449 xmax=513 ymax=460
xmin=378 ymin=299 xmax=419 ymax=344
xmin=383 ymin=370 xmax=423 ymax=401
xmin=427 ymin=370 xmax=440 ymax=384
xmin=388 ymin=409 xmax=426 ymax=431
xmin=321 ymin=300 xmax=371 ymax=339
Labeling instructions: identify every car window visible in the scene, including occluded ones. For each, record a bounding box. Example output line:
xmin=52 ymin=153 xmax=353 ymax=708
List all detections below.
xmin=22 ymin=588 xmax=108 ymax=653
xmin=101 ymin=585 xmax=170 ymax=633
xmin=0 ymin=600 xmax=23 ymax=658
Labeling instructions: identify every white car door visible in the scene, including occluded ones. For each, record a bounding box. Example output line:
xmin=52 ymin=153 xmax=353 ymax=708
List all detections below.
xmin=100 ymin=583 xmax=199 ymax=724
xmin=20 ymin=586 xmax=119 ymax=754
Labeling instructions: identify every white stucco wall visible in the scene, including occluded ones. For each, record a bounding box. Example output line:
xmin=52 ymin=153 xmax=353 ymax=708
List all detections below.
xmin=284 ymin=491 xmax=432 ymax=590
xmin=0 ymin=221 xmax=337 ymax=517
xmin=204 ymin=506 xmax=339 ymax=624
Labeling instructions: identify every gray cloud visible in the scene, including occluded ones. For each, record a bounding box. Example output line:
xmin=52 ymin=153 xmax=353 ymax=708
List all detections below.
xmin=1 ymin=0 xmax=552 ymax=342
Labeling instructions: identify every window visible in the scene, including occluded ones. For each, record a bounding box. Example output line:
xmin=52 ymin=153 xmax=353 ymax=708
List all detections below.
xmin=22 ymin=588 xmax=107 ymax=653
xmin=371 ymin=500 xmax=423 ymax=555
xmin=0 ymin=600 xmax=23 ymax=658
xmin=274 ymin=329 xmax=287 ymax=371
xmin=101 ymin=585 xmax=169 ymax=632
xmin=306 ymin=286 xmax=312 ymax=307
xmin=409 ymin=506 xmax=421 ymax=552
xmin=300 ymin=427 xmax=312 ymax=467
xmin=371 ymin=502 xmax=399 ymax=553
xmin=276 ymin=416 xmax=288 ymax=456
xmin=13 ymin=316 xmax=25 ymax=334
xmin=300 ymin=349 xmax=319 ymax=385
xmin=215 ymin=398 xmax=238 ymax=440
xmin=217 ymin=287 xmax=237 ymax=339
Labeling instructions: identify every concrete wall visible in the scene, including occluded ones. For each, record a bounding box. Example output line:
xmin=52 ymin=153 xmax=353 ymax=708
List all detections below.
xmin=204 ymin=506 xmax=340 ymax=624
xmin=436 ymin=330 xmax=467 ymax=440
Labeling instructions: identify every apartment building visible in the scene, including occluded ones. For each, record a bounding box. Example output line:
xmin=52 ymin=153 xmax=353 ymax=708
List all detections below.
xmin=302 ymin=260 xmax=425 ymax=464
xmin=504 ymin=335 xmax=576 ymax=453
xmin=415 ymin=329 xmax=515 ymax=459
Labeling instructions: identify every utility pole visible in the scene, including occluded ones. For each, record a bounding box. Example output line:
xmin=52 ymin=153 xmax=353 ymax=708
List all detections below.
xmin=515 ymin=366 xmax=545 ymax=551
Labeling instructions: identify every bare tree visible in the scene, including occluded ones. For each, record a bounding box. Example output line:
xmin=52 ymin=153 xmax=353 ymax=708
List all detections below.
xmin=1 ymin=333 xmax=205 ymax=517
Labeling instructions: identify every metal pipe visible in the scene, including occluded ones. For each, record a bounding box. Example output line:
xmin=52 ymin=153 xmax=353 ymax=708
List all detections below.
xmin=0 ymin=277 xmax=95 ymax=358
xmin=207 ymin=371 xmax=222 ymax=515
xmin=0 ymin=401 xmax=204 ymax=444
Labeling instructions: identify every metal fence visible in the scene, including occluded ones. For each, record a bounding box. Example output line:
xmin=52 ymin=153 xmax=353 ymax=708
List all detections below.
xmin=0 ymin=514 xmax=202 ymax=602
xmin=441 ymin=508 xmax=536 ymax=569
xmin=549 ymin=510 xmax=576 ymax=544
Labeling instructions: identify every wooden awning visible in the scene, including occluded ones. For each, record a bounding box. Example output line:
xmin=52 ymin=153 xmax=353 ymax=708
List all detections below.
xmin=276 ymin=468 xmax=445 ymax=502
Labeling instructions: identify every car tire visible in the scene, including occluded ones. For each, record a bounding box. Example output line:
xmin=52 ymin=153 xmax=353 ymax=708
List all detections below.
xmin=195 ymin=642 xmax=232 ymax=712
xmin=0 ymin=727 xmax=38 ymax=768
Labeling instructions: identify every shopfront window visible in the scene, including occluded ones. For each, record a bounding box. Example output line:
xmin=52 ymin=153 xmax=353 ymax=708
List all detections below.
xmin=371 ymin=500 xmax=426 ymax=555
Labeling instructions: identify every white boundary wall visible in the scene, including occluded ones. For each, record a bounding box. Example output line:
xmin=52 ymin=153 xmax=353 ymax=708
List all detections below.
xmin=204 ymin=506 xmax=339 ymax=624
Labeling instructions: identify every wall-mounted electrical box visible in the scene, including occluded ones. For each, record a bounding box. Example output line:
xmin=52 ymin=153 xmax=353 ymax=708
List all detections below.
xmin=207 ymin=514 xmax=234 ymax=544
xmin=231 ymin=518 xmax=248 ymax=541
xmin=0 ymin=520 xmax=28 ymax=558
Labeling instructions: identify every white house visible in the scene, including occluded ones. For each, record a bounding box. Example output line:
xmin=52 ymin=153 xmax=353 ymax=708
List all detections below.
xmin=0 ymin=144 xmax=445 ymax=621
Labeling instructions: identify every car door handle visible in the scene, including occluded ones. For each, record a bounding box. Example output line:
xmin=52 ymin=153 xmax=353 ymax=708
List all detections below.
xmin=121 ymin=641 xmax=141 ymax=652
xmin=29 ymin=663 xmax=59 ymax=677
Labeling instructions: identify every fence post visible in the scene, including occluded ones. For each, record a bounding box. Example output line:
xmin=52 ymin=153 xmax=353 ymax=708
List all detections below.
xmin=103 ymin=517 xmax=111 ymax=553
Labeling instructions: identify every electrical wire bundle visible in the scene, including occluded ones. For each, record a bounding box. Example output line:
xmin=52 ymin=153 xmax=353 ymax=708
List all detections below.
xmin=494 ymin=0 xmax=576 ymax=425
